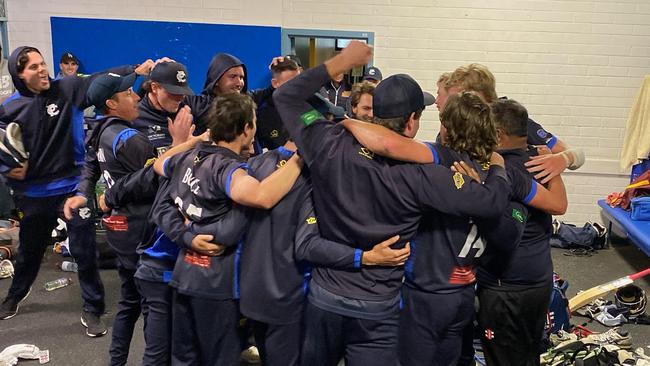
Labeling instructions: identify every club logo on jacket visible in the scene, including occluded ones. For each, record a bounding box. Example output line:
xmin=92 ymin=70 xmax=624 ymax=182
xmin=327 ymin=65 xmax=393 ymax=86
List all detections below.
xmin=46 ymin=103 xmax=59 ymax=117
xmin=78 ymin=207 xmax=91 ymax=220
xmin=177 ymin=71 xmax=187 ymax=83
xmin=453 ymin=172 xmax=465 ymax=189
xmin=358 ymin=147 xmax=374 ymax=160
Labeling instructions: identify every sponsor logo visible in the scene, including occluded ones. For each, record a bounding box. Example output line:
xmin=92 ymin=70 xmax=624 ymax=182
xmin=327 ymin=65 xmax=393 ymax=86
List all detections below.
xmin=176 ymin=70 xmax=187 ymax=83
xmin=300 ymin=109 xmax=323 ymax=126
xmin=306 ymin=217 xmax=317 ymax=225
xmin=537 ymin=128 xmax=548 ymax=138
xmin=184 ymin=250 xmax=211 ymax=268
xmin=448 ymin=265 xmax=476 ymax=285
xmin=512 ymin=208 xmax=525 ymax=223
xmin=481 ymin=162 xmax=490 ymax=171
xmin=453 ymin=172 xmax=465 ymax=189
xmin=46 ymin=104 xmax=59 ymax=117
xmin=484 ymin=329 xmax=495 ymax=340
xmin=270 ymin=129 xmax=279 ymax=138
xmin=102 ymin=215 xmax=128 ymax=231
xmin=108 ymin=72 xmax=120 ymax=77
xmin=358 ymin=147 xmax=374 ymax=160
xmin=144 ymin=157 xmax=156 ymax=167
xmin=276 ymin=159 xmax=287 ymax=168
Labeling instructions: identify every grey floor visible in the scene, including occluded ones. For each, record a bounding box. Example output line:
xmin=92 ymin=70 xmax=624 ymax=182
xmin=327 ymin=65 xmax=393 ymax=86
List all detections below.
xmin=1 ymin=232 xmax=650 ymax=365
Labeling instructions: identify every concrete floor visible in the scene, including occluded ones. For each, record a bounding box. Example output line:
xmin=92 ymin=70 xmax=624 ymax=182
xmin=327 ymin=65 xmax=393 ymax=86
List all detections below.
xmin=1 ymin=233 xmax=650 ymax=365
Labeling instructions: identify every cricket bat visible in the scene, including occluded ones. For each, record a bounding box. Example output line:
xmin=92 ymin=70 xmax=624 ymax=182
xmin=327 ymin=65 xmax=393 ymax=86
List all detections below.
xmin=568 ymin=267 xmax=650 ymax=312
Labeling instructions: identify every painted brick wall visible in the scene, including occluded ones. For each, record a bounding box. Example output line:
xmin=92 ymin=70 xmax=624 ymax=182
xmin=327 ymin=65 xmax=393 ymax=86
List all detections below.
xmin=7 ymin=0 xmax=650 ymax=224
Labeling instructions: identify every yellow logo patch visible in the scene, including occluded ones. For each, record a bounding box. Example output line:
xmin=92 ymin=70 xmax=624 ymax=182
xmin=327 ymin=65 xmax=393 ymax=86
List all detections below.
xmin=453 ymin=172 xmax=465 ymax=190
xmin=276 ymin=160 xmax=287 ymax=169
xmin=306 ymin=217 xmax=317 ymax=225
xmin=481 ymin=162 xmax=490 ymax=171
xmin=270 ymin=129 xmax=279 ymax=138
xmin=193 ymin=155 xmax=201 ymax=165
xmin=358 ymin=147 xmax=374 ymax=160
xmin=144 ymin=158 xmax=156 ymax=167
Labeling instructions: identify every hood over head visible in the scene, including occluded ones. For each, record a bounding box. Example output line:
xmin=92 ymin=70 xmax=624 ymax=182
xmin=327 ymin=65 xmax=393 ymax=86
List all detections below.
xmin=202 ymin=53 xmax=248 ymax=96
xmin=9 ymin=46 xmax=49 ymax=97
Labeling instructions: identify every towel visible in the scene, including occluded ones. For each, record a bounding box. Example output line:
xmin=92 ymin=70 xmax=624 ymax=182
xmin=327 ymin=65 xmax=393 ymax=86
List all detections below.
xmin=620 ymin=75 xmax=650 ymax=170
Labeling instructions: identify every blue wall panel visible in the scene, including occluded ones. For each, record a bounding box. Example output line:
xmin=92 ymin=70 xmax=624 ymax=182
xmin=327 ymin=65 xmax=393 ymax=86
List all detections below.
xmin=50 ymin=17 xmax=281 ymax=92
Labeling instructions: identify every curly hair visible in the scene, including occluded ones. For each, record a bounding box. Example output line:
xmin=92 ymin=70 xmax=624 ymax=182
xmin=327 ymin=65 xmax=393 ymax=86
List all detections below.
xmin=440 ymin=91 xmax=497 ymax=163
xmin=207 ymin=93 xmax=257 ymax=143
xmin=349 ymin=80 xmax=376 ymax=108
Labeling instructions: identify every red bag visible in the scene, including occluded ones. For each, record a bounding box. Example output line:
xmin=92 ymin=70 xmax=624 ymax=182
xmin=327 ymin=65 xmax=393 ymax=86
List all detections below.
xmin=620 ymin=170 xmax=650 ymax=210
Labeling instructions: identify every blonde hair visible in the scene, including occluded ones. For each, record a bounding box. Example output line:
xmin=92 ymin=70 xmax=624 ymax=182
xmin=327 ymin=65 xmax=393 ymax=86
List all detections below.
xmin=446 ymin=64 xmax=498 ymax=103
xmin=437 ymin=72 xmax=452 ymax=86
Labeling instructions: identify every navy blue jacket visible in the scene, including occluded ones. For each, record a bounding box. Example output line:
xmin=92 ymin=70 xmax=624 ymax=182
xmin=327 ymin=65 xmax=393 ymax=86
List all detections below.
xmin=477 ymin=148 xmax=553 ymax=289
xmin=273 ymin=64 xmax=510 ymax=318
xmin=0 ymin=46 xmax=134 ymax=197
xmin=240 ymin=147 xmax=360 ymax=324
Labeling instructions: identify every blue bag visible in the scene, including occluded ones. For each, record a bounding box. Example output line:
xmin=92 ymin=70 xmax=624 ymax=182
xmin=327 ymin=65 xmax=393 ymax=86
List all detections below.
xmin=631 ymin=196 xmax=650 ymax=221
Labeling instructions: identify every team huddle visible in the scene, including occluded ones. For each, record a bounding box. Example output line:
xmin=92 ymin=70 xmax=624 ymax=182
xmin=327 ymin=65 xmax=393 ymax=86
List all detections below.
xmin=0 ymin=40 xmax=586 ymax=366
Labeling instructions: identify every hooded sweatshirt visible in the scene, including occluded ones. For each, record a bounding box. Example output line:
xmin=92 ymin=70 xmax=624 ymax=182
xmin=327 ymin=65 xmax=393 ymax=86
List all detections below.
xmin=184 ymin=53 xmax=248 ymax=134
xmin=132 ymin=93 xmax=177 ymax=156
xmin=0 ymin=46 xmax=134 ymax=197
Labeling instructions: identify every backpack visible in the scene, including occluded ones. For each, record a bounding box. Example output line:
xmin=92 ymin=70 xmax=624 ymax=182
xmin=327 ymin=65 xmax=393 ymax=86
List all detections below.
xmin=546 ymin=273 xmax=572 ymax=336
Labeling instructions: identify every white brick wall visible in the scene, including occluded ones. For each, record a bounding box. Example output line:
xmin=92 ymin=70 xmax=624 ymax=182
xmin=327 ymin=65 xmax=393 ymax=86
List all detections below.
xmin=7 ymin=0 xmax=650 ymax=224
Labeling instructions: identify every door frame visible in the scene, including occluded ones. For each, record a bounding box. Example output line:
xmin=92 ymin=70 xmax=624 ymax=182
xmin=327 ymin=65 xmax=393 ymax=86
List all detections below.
xmin=280 ymin=28 xmax=374 ymax=67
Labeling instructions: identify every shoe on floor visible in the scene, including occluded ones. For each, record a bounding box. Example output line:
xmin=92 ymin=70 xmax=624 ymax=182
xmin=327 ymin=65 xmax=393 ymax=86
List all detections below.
xmin=583 ymin=327 xmax=632 ymax=349
xmin=549 ymin=330 xmax=578 ymax=346
xmin=80 ymin=311 xmax=107 ymax=337
xmin=0 ymin=288 xmax=31 ymax=320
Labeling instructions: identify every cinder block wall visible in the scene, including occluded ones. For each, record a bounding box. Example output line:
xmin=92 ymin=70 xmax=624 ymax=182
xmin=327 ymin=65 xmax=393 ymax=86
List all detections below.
xmin=8 ymin=0 xmax=650 ymax=224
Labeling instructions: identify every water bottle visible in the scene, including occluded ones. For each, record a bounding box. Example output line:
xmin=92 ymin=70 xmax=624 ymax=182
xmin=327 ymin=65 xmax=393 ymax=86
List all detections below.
xmin=44 ymin=277 xmax=72 ymax=291
xmin=59 ymin=261 xmax=78 ymax=272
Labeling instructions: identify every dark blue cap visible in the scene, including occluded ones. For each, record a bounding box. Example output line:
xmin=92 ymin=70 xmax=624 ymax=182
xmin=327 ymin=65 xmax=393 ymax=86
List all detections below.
xmin=87 ymin=72 xmax=137 ymax=110
xmin=373 ymin=74 xmax=435 ymax=119
xmin=363 ymin=66 xmax=383 ymax=82
xmin=307 ymin=93 xmax=346 ymax=120
xmin=150 ymin=61 xmax=194 ymax=96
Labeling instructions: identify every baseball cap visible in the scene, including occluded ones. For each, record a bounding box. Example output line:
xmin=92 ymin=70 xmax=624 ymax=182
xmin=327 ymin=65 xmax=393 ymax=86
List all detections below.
xmin=60 ymin=52 xmax=78 ymax=64
xmin=373 ymin=74 xmax=435 ymax=119
xmin=363 ymin=66 xmax=383 ymax=82
xmin=87 ymin=72 xmax=137 ymax=111
xmin=150 ymin=62 xmax=194 ymax=96
xmin=307 ymin=93 xmax=346 ymax=120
